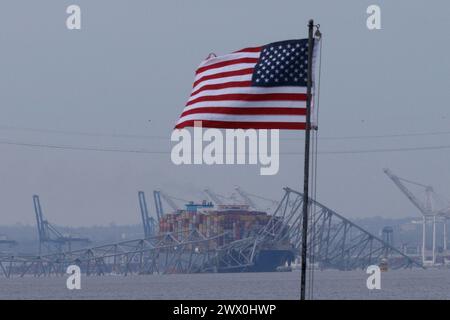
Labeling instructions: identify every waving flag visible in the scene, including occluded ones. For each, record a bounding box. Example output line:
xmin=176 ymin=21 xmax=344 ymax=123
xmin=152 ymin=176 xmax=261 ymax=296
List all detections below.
xmin=175 ymin=39 xmax=317 ymax=130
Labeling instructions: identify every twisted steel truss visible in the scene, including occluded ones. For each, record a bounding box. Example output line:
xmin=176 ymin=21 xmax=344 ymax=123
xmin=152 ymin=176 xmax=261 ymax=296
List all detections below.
xmin=188 ymin=188 xmax=421 ymax=272
xmin=0 ymin=230 xmax=228 ymax=278
xmin=261 ymin=188 xmax=421 ymax=270
xmin=0 ymin=188 xmax=420 ymax=278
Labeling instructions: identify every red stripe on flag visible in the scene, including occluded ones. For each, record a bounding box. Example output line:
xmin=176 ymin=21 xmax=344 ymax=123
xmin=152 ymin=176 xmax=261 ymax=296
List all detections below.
xmin=175 ymin=120 xmax=306 ymax=130
xmin=193 ymin=68 xmax=254 ymax=89
xmin=190 ymin=81 xmax=252 ymax=97
xmin=186 ymin=93 xmax=308 ymax=106
xmin=181 ymin=107 xmax=307 ymax=117
xmin=196 ymin=57 xmax=259 ymax=75
xmin=233 ymin=47 xmax=262 ymax=53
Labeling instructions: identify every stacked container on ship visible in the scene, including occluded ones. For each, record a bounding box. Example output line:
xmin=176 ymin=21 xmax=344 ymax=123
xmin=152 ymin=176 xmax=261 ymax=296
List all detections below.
xmin=158 ymin=201 xmax=295 ymax=272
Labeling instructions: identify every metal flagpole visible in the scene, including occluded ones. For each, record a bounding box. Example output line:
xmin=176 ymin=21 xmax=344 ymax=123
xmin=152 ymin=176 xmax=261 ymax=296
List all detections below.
xmin=300 ymin=19 xmax=315 ymax=301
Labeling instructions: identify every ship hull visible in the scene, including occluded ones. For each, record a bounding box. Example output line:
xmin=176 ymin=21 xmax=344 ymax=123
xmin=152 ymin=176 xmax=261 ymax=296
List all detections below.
xmin=250 ymin=249 xmax=295 ymax=272
xmin=217 ymin=249 xmax=295 ymax=273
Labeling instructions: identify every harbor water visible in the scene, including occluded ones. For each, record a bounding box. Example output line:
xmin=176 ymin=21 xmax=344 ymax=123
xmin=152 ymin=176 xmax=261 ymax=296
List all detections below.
xmin=0 ymin=269 xmax=449 ymax=300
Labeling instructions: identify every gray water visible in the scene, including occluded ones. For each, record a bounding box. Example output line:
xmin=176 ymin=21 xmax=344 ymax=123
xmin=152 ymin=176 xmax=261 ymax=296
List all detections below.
xmin=0 ymin=269 xmax=449 ymax=300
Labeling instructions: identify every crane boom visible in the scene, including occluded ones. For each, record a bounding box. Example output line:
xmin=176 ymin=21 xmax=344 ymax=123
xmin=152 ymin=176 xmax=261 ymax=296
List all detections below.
xmin=153 ymin=190 xmax=164 ymax=220
xmin=383 ymin=168 xmax=432 ymax=216
xmin=234 ymin=186 xmax=259 ymax=210
xmin=32 ymin=195 xmax=90 ymax=254
xmin=33 ymin=195 xmax=47 ymax=241
xmin=154 ymin=189 xmax=188 ymax=213
xmin=203 ymin=188 xmax=224 ymax=205
xmin=159 ymin=192 xmax=179 ymax=211
xmin=138 ymin=191 xmax=156 ymax=237
xmin=33 ymin=195 xmax=64 ymax=241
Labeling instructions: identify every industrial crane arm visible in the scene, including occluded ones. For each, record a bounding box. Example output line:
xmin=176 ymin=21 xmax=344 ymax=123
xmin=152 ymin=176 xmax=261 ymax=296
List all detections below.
xmin=157 ymin=190 xmax=183 ymax=211
xmin=203 ymin=189 xmax=224 ymax=205
xmin=234 ymin=186 xmax=259 ymax=210
xmin=383 ymin=168 xmax=431 ymax=216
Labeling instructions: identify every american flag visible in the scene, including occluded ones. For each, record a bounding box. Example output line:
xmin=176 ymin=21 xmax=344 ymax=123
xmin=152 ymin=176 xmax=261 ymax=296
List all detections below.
xmin=175 ymin=39 xmax=317 ymax=130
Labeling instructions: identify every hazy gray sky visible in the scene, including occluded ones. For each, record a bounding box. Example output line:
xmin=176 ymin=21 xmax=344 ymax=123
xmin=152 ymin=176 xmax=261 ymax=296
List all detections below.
xmin=0 ymin=0 xmax=449 ymax=226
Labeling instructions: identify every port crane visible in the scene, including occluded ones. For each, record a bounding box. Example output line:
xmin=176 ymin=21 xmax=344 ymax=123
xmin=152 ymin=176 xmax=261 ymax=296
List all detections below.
xmin=153 ymin=190 xmax=164 ymax=220
xmin=235 ymin=186 xmax=280 ymax=210
xmin=233 ymin=186 xmax=301 ymax=212
xmin=153 ymin=189 xmax=190 ymax=217
xmin=234 ymin=186 xmax=259 ymax=210
xmin=33 ymin=195 xmax=90 ymax=254
xmin=1 ymin=187 xmax=420 ymax=278
xmin=203 ymin=188 xmax=240 ymax=206
xmin=138 ymin=191 xmax=157 ymax=238
xmin=383 ymin=168 xmax=449 ymax=265
xmin=203 ymin=188 xmax=224 ymax=205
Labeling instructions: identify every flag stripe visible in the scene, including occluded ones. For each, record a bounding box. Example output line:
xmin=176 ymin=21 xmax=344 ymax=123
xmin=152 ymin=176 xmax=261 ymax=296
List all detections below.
xmin=177 ymin=39 xmax=316 ymax=130
xmin=181 ymin=107 xmax=307 ymax=117
xmin=183 ymin=99 xmax=307 ymax=112
xmin=196 ymin=57 xmax=259 ymax=75
xmin=175 ymin=120 xmax=306 ymax=130
xmin=233 ymin=46 xmax=263 ymax=53
xmin=192 ymin=74 xmax=253 ymax=92
xmin=193 ymin=68 xmax=254 ymax=88
xmin=198 ymin=52 xmax=260 ymax=68
xmin=189 ymin=85 xmax=308 ymax=102
xmin=191 ymin=81 xmax=253 ymax=97
xmin=194 ymin=63 xmax=256 ymax=82
xmin=177 ymin=113 xmax=305 ymax=124
xmin=186 ymin=93 xmax=308 ymax=106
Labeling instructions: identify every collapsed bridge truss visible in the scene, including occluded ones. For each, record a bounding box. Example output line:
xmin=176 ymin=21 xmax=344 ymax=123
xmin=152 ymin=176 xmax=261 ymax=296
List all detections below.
xmin=0 ymin=230 xmax=228 ymax=278
xmin=209 ymin=188 xmax=420 ymax=272
xmin=0 ymin=188 xmax=421 ymax=278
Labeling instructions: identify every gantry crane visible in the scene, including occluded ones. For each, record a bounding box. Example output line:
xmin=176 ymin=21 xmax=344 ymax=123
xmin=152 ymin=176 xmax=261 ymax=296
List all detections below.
xmin=234 ymin=186 xmax=259 ymax=210
xmin=159 ymin=191 xmax=181 ymax=211
xmin=33 ymin=195 xmax=90 ymax=254
xmin=138 ymin=191 xmax=157 ymax=238
xmin=203 ymin=188 xmax=245 ymax=206
xmin=153 ymin=189 xmax=190 ymax=217
xmin=234 ymin=186 xmax=284 ymax=212
xmin=383 ymin=169 xmax=449 ymax=265
xmin=153 ymin=190 xmax=164 ymax=221
xmin=203 ymin=188 xmax=224 ymax=205
xmin=383 ymin=169 xmax=434 ymax=215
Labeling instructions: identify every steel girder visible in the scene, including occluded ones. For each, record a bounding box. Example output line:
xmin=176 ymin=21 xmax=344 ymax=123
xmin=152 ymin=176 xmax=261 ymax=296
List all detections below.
xmin=0 ymin=230 xmax=229 ymax=278
xmin=258 ymin=188 xmax=421 ymax=270
xmin=0 ymin=187 xmax=421 ymax=278
xmin=212 ymin=187 xmax=421 ymax=271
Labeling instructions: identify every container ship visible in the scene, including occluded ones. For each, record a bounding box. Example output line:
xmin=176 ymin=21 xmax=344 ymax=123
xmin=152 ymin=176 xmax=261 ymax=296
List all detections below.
xmin=158 ymin=201 xmax=295 ymax=272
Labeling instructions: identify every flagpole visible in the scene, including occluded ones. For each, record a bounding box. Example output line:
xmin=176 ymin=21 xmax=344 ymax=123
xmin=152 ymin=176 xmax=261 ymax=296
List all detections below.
xmin=300 ymin=19 xmax=314 ymax=301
